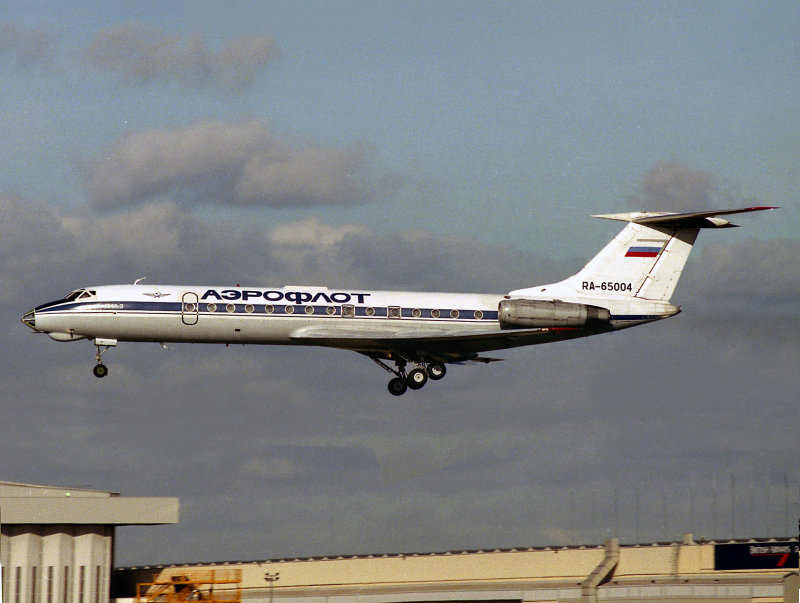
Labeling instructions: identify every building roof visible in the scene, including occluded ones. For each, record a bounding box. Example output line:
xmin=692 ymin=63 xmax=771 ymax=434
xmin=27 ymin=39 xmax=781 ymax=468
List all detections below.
xmin=0 ymin=480 xmax=179 ymax=525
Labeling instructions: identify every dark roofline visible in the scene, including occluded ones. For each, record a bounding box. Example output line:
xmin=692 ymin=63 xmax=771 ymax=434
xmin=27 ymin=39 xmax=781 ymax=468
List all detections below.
xmin=116 ymin=535 xmax=798 ymax=571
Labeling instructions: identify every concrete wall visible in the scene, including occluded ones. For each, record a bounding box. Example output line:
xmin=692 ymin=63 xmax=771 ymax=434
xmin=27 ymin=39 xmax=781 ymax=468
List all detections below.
xmin=2 ymin=525 xmax=112 ymax=603
xmin=0 ymin=481 xmax=178 ymax=603
xmin=117 ymin=540 xmax=798 ymax=603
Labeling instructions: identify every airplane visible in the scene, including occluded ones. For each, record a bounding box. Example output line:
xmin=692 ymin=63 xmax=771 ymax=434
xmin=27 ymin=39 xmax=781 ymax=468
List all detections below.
xmin=21 ymin=206 xmax=774 ymax=395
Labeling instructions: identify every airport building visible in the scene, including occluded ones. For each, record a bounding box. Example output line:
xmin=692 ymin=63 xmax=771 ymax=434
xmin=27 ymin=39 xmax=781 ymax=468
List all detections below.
xmin=2 ymin=481 xmax=797 ymax=603
xmin=0 ymin=481 xmax=178 ymax=603
xmin=116 ymin=536 xmax=799 ymax=603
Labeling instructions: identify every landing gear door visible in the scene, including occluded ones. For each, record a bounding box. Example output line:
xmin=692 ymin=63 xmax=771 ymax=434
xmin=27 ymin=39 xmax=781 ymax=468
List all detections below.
xmin=182 ymin=292 xmax=199 ymax=325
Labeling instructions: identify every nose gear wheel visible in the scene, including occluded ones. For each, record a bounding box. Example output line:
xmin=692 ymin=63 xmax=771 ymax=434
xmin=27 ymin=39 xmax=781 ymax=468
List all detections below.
xmin=93 ymin=342 xmax=113 ymax=378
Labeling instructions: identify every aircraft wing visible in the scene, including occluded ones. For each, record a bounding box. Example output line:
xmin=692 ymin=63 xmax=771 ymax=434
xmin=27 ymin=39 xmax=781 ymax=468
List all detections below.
xmin=289 ymin=324 xmax=587 ymax=363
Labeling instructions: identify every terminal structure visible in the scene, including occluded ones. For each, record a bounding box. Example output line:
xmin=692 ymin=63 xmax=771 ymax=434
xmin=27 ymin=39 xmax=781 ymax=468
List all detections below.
xmin=2 ymin=480 xmax=797 ymax=603
xmin=0 ymin=481 xmax=179 ymax=603
xmin=116 ymin=536 xmax=798 ymax=603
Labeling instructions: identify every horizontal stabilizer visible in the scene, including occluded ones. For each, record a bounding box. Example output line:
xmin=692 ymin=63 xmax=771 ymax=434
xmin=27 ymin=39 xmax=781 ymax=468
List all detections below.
xmin=512 ymin=206 xmax=777 ymax=302
xmin=593 ymin=206 xmax=777 ymax=228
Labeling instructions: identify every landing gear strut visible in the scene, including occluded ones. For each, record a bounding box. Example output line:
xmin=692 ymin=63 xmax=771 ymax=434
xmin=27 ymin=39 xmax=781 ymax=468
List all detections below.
xmin=92 ymin=338 xmax=117 ymax=378
xmin=371 ymin=357 xmax=447 ymax=395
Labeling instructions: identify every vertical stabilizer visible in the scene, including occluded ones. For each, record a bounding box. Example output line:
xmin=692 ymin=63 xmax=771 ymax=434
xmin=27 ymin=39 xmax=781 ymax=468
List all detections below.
xmin=509 ymin=207 xmax=776 ymax=302
xmin=513 ymin=221 xmax=698 ymax=302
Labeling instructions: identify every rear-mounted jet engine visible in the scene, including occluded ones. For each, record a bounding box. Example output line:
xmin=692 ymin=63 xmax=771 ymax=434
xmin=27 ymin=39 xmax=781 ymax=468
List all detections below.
xmin=498 ymin=299 xmax=610 ymax=328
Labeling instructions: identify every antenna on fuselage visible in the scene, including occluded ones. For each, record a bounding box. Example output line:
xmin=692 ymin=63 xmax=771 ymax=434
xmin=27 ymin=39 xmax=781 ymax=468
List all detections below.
xmin=134 ymin=277 xmax=147 ymax=285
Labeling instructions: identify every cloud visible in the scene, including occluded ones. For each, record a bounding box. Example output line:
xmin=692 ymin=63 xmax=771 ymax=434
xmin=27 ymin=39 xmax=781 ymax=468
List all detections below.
xmin=629 ymin=161 xmax=717 ymax=211
xmin=2 ymin=194 xmax=796 ymax=564
xmin=0 ymin=194 xmax=537 ymax=313
xmin=268 ymin=217 xmax=370 ymax=249
xmin=681 ymin=236 xmax=800 ymax=315
xmin=84 ymin=120 xmax=399 ymax=209
xmin=0 ymin=22 xmax=59 ymax=69
xmin=84 ymin=21 xmax=279 ymax=90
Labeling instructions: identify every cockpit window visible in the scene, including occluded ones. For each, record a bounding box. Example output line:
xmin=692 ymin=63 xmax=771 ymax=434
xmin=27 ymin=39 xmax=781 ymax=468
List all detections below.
xmin=64 ymin=289 xmax=95 ymax=301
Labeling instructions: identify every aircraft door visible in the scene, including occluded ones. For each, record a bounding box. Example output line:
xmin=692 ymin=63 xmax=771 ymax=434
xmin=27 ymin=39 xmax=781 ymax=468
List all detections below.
xmin=181 ymin=292 xmax=199 ymax=325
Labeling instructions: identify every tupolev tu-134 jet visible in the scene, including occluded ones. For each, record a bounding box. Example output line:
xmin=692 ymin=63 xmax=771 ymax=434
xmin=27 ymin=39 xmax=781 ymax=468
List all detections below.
xmin=22 ymin=207 xmax=774 ymax=395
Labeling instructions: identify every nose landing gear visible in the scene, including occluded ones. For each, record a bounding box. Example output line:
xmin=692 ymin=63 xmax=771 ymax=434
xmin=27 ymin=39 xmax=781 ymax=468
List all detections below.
xmin=371 ymin=357 xmax=448 ymax=396
xmin=92 ymin=338 xmax=117 ymax=378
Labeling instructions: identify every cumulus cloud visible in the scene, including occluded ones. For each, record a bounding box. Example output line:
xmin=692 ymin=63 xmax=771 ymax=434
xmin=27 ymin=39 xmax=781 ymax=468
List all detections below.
xmin=0 ymin=22 xmax=59 ymax=69
xmin=2 ymin=194 xmax=797 ymax=564
xmin=268 ymin=216 xmax=370 ymax=248
xmin=629 ymin=161 xmax=717 ymax=211
xmin=84 ymin=120 xmax=399 ymax=209
xmin=683 ymin=237 xmax=800 ymax=312
xmin=0 ymin=194 xmax=529 ymax=309
xmin=85 ymin=21 xmax=279 ymax=90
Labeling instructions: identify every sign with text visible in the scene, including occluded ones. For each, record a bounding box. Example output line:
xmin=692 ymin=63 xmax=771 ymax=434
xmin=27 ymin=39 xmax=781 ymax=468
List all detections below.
xmin=714 ymin=541 xmax=798 ymax=570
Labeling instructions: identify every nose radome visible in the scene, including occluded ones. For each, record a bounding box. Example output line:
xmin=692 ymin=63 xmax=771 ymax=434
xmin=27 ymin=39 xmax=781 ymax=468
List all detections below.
xmin=21 ymin=309 xmax=37 ymax=330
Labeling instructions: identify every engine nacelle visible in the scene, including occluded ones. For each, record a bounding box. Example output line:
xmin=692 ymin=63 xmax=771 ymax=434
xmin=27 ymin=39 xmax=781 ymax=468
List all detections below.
xmin=498 ymin=299 xmax=610 ymax=328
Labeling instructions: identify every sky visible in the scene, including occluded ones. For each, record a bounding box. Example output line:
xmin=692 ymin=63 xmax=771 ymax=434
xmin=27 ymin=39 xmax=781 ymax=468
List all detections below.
xmin=1 ymin=1 xmax=798 ymax=566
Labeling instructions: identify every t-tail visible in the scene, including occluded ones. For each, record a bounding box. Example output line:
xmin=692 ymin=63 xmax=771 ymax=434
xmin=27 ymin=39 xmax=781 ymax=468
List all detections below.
xmin=509 ymin=207 xmax=776 ymax=323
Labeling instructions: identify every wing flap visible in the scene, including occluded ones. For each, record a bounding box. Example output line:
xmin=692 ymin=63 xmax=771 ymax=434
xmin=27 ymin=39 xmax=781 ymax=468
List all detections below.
xmin=290 ymin=322 xmax=589 ymax=364
xmin=290 ymin=323 xmax=484 ymax=340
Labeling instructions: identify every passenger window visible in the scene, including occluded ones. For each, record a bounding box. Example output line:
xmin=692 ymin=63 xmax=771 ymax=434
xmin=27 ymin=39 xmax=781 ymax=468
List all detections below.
xmin=388 ymin=306 xmax=401 ymax=319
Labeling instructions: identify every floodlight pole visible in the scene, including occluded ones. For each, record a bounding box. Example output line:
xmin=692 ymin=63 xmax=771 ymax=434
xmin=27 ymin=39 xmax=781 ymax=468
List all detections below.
xmin=264 ymin=572 xmax=280 ymax=603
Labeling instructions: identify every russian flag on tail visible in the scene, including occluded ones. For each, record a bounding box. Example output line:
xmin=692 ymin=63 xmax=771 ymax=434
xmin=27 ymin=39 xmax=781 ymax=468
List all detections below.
xmin=625 ymin=244 xmax=663 ymax=258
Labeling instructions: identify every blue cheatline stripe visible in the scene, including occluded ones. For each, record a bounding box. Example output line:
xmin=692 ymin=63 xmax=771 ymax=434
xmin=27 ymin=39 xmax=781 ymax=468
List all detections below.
xmin=37 ymin=300 xmax=500 ymax=321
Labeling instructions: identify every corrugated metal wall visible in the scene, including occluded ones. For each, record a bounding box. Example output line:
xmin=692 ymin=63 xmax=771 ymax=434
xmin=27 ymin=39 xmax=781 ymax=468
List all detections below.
xmin=1 ymin=525 xmax=113 ymax=603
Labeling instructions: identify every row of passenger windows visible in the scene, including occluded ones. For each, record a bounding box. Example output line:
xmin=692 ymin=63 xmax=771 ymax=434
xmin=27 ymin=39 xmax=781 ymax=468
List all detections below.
xmin=183 ymin=303 xmax=485 ymax=320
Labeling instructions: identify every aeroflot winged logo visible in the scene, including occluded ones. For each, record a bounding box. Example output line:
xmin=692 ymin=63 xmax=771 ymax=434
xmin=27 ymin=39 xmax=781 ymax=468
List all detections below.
xmin=200 ymin=288 xmax=372 ymax=304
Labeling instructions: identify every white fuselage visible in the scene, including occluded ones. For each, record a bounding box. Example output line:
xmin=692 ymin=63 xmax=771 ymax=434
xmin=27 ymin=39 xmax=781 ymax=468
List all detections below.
xmin=20 ymin=206 xmax=771 ymax=389
xmin=26 ymin=284 xmax=675 ymax=352
xmin=29 ymin=284 xmax=504 ymax=344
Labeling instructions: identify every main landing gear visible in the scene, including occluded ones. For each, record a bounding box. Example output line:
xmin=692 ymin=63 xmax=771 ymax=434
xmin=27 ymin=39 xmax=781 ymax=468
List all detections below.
xmin=372 ymin=358 xmax=447 ymax=396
